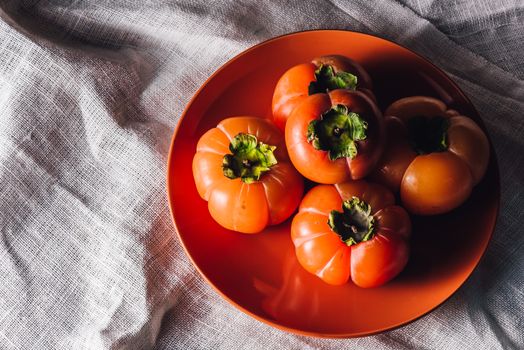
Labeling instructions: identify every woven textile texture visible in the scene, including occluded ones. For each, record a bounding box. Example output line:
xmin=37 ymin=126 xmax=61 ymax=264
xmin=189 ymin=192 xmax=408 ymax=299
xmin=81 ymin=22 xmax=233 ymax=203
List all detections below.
xmin=0 ymin=1 xmax=523 ymax=349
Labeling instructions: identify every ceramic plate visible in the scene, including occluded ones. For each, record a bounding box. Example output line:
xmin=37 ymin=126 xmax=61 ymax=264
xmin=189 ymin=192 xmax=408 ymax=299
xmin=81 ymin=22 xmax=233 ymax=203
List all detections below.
xmin=166 ymin=30 xmax=500 ymax=337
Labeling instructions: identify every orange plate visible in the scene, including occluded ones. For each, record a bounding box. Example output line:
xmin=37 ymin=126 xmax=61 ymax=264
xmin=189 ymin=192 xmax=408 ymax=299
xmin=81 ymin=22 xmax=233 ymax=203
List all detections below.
xmin=166 ymin=30 xmax=500 ymax=337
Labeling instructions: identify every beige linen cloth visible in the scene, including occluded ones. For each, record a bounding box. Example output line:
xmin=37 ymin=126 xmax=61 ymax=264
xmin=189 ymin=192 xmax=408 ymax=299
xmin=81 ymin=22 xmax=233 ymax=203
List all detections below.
xmin=0 ymin=1 xmax=522 ymax=349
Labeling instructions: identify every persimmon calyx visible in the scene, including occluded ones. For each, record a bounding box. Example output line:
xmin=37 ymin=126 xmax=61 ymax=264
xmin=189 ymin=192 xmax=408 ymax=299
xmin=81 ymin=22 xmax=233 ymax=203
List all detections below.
xmin=407 ymin=116 xmax=449 ymax=154
xmin=328 ymin=196 xmax=375 ymax=246
xmin=308 ymin=64 xmax=358 ymax=95
xmin=222 ymin=133 xmax=277 ymax=184
xmin=307 ymin=104 xmax=368 ymax=160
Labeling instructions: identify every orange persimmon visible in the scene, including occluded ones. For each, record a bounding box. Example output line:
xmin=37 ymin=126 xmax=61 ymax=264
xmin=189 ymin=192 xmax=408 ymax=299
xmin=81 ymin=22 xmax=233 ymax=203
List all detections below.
xmin=193 ymin=117 xmax=304 ymax=233
xmin=291 ymin=181 xmax=411 ymax=287
xmin=285 ymin=89 xmax=384 ymax=183
xmin=272 ymin=55 xmax=374 ymax=131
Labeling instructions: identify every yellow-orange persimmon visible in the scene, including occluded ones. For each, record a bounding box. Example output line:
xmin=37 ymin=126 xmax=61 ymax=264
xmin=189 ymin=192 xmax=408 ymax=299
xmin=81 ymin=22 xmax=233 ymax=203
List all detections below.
xmin=372 ymin=96 xmax=490 ymax=215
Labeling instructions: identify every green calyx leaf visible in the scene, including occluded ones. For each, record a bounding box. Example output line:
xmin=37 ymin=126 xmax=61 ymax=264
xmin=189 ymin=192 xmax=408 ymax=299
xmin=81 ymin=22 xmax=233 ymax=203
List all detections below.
xmin=222 ymin=133 xmax=278 ymax=184
xmin=407 ymin=116 xmax=450 ymax=155
xmin=306 ymin=104 xmax=368 ymax=160
xmin=308 ymin=64 xmax=358 ymax=95
xmin=328 ymin=197 xmax=375 ymax=246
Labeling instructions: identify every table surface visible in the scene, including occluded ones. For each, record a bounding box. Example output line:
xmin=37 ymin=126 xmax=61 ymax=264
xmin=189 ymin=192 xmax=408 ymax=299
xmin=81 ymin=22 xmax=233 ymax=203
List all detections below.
xmin=0 ymin=1 xmax=522 ymax=349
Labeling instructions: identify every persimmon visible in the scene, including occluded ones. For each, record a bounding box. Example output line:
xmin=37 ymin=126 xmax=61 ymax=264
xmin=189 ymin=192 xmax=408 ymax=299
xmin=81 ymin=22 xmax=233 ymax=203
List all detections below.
xmin=291 ymin=181 xmax=411 ymax=287
xmin=193 ymin=117 xmax=304 ymax=233
xmin=372 ymin=96 xmax=490 ymax=215
xmin=272 ymin=55 xmax=374 ymax=130
xmin=285 ymin=89 xmax=384 ymax=183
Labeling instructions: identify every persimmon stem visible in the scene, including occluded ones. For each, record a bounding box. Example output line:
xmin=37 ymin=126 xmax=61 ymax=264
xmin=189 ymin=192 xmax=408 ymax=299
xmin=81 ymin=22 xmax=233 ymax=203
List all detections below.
xmin=328 ymin=197 xmax=375 ymax=246
xmin=407 ymin=116 xmax=449 ymax=154
xmin=307 ymin=104 xmax=368 ymax=160
xmin=222 ymin=133 xmax=277 ymax=184
xmin=308 ymin=64 xmax=358 ymax=95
